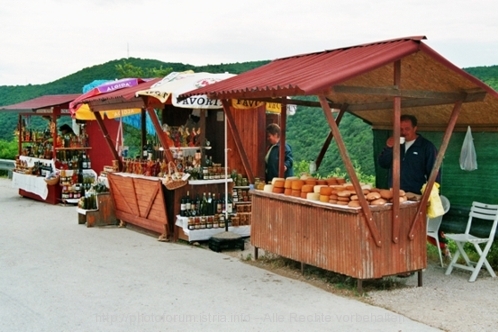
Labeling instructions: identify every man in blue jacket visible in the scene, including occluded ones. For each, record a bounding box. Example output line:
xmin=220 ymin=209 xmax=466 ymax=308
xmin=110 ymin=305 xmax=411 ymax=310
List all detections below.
xmin=378 ymin=114 xmax=439 ymax=194
xmin=265 ymin=123 xmax=294 ymax=183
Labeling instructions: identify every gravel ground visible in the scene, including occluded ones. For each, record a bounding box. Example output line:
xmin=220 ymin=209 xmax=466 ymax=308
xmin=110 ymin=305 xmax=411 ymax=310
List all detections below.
xmin=366 ymin=263 xmax=497 ymax=332
xmin=221 ymin=239 xmax=497 ymax=332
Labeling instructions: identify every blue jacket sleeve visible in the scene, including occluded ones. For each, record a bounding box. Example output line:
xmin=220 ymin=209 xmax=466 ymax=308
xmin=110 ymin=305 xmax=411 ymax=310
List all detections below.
xmin=378 ymin=146 xmax=393 ymax=169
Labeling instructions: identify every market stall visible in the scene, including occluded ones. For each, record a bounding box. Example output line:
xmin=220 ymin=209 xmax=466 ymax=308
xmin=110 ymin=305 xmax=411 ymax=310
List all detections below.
xmin=73 ymin=72 xmax=266 ymax=241
xmin=179 ymin=36 xmax=498 ymax=291
xmin=0 ymin=94 xmax=120 ymax=205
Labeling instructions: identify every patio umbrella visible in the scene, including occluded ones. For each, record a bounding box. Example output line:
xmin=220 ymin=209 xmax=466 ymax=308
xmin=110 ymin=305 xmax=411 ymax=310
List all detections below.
xmin=135 ymin=71 xmax=236 ymax=109
xmin=70 ymin=78 xmax=146 ymax=120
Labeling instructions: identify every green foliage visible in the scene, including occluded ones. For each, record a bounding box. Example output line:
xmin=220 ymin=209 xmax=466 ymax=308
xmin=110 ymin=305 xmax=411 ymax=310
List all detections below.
xmin=115 ymin=60 xmax=173 ymax=79
xmin=0 ymin=139 xmax=17 ymax=159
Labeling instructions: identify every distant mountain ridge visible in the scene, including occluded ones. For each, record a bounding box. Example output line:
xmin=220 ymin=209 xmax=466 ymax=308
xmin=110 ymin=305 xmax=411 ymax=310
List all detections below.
xmin=1 ymin=58 xmax=497 ymax=176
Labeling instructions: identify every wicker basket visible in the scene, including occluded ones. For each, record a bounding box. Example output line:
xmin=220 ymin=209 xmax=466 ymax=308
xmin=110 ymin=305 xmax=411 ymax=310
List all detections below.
xmin=44 ymin=176 xmax=60 ymax=186
xmin=163 ymin=161 xmax=188 ymax=190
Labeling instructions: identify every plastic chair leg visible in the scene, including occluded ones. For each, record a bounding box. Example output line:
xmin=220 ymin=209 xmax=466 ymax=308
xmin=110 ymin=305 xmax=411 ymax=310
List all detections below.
xmin=435 ymin=237 xmax=444 ymax=267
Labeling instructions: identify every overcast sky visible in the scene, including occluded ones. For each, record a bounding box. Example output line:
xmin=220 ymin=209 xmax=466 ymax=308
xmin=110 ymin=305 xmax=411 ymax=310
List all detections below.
xmin=1 ymin=0 xmax=497 ymax=87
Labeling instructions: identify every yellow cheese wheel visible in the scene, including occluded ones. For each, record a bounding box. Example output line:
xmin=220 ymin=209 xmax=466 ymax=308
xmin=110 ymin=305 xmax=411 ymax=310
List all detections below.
xmin=271 ymin=177 xmax=285 ymax=185
xmin=291 ymin=180 xmax=305 ymax=190
xmin=319 ymin=194 xmax=330 ymax=202
xmin=301 ymin=184 xmax=314 ymax=193
xmin=284 ymin=179 xmax=293 ymax=189
xmin=291 ymin=190 xmax=301 ymax=197
xmin=319 ymin=186 xmax=333 ymax=195
xmin=326 ymin=178 xmax=338 ymax=185
xmin=313 ymin=185 xmax=327 ymax=193
xmin=272 ymin=187 xmax=285 ymax=194
xmin=273 ymin=179 xmax=285 ymax=188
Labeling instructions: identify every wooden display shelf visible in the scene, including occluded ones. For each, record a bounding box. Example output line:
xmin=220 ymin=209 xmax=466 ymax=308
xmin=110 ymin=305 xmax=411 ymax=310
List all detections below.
xmin=56 ymin=147 xmax=92 ymax=150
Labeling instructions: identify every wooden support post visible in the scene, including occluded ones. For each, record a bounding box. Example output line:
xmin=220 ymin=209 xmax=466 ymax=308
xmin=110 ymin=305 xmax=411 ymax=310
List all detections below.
xmin=315 ymin=108 xmax=346 ymax=170
xmin=146 ymin=107 xmax=174 ymax=162
xmin=222 ymin=100 xmax=255 ymax=183
xmin=409 ymin=101 xmax=462 ymax=240
xmin=392 ymin=60 xmax=402 ymax=244
xmin=319 ymin=95 xmax=382 ymax=247
xmin=93 ymin=111 xmax=123 ymax=171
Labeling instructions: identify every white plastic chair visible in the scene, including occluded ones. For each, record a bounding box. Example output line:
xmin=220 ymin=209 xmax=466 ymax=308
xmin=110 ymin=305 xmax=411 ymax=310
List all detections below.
xmin=445 ymin=201 xmax=498 ymax=282
xmin=427 ymin=195 xmax=450 ymax=267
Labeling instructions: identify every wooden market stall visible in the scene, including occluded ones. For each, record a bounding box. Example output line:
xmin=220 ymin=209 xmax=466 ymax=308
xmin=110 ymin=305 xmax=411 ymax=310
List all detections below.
xmin=74 ymin=73 xmax=266 ymax=241
xmin=0 ymin=94 xmax=117 ymax=205
xmin=180 ymin=36 xmax=498 ymax=290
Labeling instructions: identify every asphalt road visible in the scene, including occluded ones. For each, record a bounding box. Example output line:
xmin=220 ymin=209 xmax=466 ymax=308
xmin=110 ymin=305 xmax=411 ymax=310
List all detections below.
xmin=0 ymin=178 xmax=439 ymax=331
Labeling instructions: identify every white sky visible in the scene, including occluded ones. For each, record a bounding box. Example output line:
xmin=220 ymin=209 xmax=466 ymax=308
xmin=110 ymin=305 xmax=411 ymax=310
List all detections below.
xmin=1 ymin=0 xmax=497 ymax=86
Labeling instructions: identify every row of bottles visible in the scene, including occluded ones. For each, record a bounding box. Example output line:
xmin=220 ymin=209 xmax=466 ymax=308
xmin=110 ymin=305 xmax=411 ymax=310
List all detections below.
xmin=180 ymin=191 xmax=233 ymax=217
xmin=57 ymin=151 xmax=92 ymax=170
xmin=21 ymin=128 xmax=52 ymax=142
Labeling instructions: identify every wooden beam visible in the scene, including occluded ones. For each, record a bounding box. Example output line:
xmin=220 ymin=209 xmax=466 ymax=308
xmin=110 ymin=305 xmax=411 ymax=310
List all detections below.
xmin=93 ymin=110 xmax=123 ymax=171
xmin=279 ymin=99 xmax=287 ymax=178
xmin=408 ymin=101 xmax=462 ymax=240
xmin=145 ymin=107 xmax=174 ymax=163
xmin=247 ymin=97 xmax=343 ymax=109
xmin=222 ymin=100 xmax=255 ymax=183
xmin=315 ymin=107 xmax=346 ymax=170
xmin=88 ymin=99 xmax=146 ymax=112
xmin=348 ymin=91 xmax=486 ymax=112
xmin=319 ymin=95 xmax=382 ymax=247
xmin=333 ymin=85 xmax=482 ymax=100
xmin=391 ymin=60 xmax=401 ymax=244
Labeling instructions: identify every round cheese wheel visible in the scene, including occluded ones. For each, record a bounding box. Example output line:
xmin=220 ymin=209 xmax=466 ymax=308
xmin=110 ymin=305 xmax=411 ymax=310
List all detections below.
xmin=336 ymin=201 xmax=349 ymax=205
xmin=263 ymin=184 xmax=274 ymax=193
xmin=348 ymin=200 xmax=361 ymax=207
xmin=305 ymin=179 xmax=317 ymax=186
xmin=300 ymin=192 xmax=308 ymax=199
xmin=271 ymin=177 xmax=285 ymax=185
xmin=366 ymin=192 xmax=381 ymax=201
xmin=273 ymin=179 xmax=285 ymax=188
xmin=291 ymin=190 xmax=301 ymax=197
xmin=370 ymin=198 xmax=387 ymax=205
xmin=326 ymin=178 xmax=338 ymax=185
xmin=328 ymin=199 xmax=338 ymax=204
xmin=284 ymin=188 xmax=292 ymax=196
xmin=313 ymin=185 xmax=327 ymax=193
xmin=319 ymin=194 xmax=330 ymax=202
xmin=284 ymin=179 xmax=293 ymax=189
xmin=272 ymin=187 xmax=285 ymax=194
xmin=301 ymin=184 xmax=314 ymax=193
xmin=291 ymin=180 xmax=305 ymax=190
xmin=320 ymin=186 xmax=333 ymax=195
xmin=316 ymin=180 xmax=327 ymax=185
xmin=380 ymin=189 xmax=393 ymax=199
xmin=336 ymin=178 xmax=346 ymax=184
xmin=306 ymin=192 xmax=320 ymax=201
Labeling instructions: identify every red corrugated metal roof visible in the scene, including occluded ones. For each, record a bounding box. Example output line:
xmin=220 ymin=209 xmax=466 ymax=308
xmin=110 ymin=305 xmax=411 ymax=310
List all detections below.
xmin=0 ymin=94 xmax=81 ymax=112
xmin=181 ymin=36 xmax=426 ymax=99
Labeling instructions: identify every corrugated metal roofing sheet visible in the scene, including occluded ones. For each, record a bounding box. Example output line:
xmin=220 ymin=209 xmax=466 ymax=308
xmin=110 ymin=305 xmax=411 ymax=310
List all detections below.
xmin=179 ymin=36 xmax=498 ymax=131
xmin=0 ymin=94 xmax=81 ymax=112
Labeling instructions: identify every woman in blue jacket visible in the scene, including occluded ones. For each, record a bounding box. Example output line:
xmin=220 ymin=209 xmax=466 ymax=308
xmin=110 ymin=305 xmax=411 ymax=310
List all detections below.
xmin=265 ymin=123 xmax=294 ymax=183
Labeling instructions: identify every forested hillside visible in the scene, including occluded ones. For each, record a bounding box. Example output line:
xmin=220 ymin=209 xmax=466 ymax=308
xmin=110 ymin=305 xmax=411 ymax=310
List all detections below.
xmin=1 ymin=59 xmax=497 ymax=176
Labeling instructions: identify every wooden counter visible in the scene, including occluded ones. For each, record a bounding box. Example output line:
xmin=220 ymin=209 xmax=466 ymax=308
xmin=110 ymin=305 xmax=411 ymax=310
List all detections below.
xmin=250 ymin=190 xmax=426 ymax=286
xmin=107 ymin=173 xmax=169 ymax=240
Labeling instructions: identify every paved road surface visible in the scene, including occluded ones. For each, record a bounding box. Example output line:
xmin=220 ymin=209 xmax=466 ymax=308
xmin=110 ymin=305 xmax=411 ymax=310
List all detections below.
xmin=0 ymin=178 xmax=439 ymax=331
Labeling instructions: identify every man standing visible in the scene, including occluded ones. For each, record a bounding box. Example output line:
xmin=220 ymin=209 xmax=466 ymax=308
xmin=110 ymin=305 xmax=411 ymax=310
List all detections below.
xmin=265 ymin=123 xmax=294 ymax=183
xmin=377 ymin=114 xmax=438 ymax=194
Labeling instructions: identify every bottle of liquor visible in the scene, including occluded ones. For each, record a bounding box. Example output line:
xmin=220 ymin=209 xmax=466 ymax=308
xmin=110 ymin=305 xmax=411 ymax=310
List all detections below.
xmin=216 ymin=193 xmax=222 ymax=214
xmin=81 ymin=152 xmax=88 ymax=169
xmin=200 ymin=192 xmax=208 ymax=216
xmin=227 ymin=194 xmax=233 ymax=214
xmin=206 ymin=192 xmax=213 ymax=215
xmin=180 ymin=195 xmax=186 ymax=217
xmin=191 ymin=195 xmax=198 ymax=217
xmin=86 ymin=154 xmax=91 ymax=170
xmin=185 ymin=191 xmax=191 ymax=216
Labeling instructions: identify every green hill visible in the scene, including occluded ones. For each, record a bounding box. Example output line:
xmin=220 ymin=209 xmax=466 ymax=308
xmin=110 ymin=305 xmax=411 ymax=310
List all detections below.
xmin=1 ymin=58 xmax=497 ymax=177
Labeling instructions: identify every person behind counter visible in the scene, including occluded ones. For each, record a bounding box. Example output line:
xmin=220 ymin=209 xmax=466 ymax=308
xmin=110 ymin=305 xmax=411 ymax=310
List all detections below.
xmin=59 ymin=124 xmax=75 ymax=136
xmin=265 ymin=123 xmax=294 ymax=183
xmin=377 ymin=114 xmax=439 ymax=195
